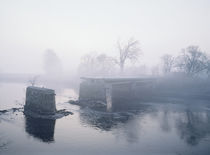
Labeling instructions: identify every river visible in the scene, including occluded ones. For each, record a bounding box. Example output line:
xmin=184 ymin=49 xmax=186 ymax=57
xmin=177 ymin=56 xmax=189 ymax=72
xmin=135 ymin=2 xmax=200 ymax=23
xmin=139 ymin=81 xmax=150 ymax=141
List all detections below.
xmin=0 ymin=82 xmax=210 ymax=155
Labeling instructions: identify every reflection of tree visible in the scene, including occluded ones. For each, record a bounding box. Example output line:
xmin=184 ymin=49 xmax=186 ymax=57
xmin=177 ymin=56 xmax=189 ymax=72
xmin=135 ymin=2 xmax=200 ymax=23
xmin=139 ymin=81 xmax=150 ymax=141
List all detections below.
xmin=117 ymin=118 xmax=141 ymax=143
xmin=0 ymin=142 xmax=7 ymax=150
xmin=0 ymin=135 xmax=9 ymax=152
xmin=176 ymin=110 xmax=210 ymax=145
xmin=160 ymin=110 xmax=171 ymax=132
xmin=79 ymin=106 xmax=149 ymax=143
xmin=24 ymin=116 xmax=56 ymax=143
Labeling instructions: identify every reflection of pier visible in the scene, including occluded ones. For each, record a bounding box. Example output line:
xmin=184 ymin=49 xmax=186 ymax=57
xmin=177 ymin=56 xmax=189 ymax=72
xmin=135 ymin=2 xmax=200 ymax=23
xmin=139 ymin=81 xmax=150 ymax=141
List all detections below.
xmin=79 ymin=77 xmax=156 ymax=110
xmin=24 ymin=116 xmax=56 ymax=143
xmin=79 ymin=104 xmax=149 ymax=131
xmin=79 ymin=109 xmax=132 ymax=131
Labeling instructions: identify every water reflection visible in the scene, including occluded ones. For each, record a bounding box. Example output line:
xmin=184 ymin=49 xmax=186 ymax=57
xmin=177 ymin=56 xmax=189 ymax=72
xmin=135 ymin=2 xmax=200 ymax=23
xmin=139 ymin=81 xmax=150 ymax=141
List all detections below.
xmin=176 ymin=109 xmax=210 ymax=146
xmin=159 ymin=110 xmax=172 ymax=132
xmin=79 ymin=105 xmax=153 ymax=144
xmin=80 ymin=109 xmax=133 ymax=131
xmin=79 ymin=103 xmax=210 ymax=146
xmin=0 ymin=137 xmax=8 ymax=151
xmin=24 ymin=116 xmax=56 ymax=143
xmin=79 ymin=103 xmax=150 ymax=131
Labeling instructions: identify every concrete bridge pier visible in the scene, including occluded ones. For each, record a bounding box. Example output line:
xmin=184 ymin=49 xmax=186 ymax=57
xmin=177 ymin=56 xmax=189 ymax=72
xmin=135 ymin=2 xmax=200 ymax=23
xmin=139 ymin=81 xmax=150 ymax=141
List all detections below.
xmin=105 ymin=84 xmax=112 ymax=111
xmin=79 ymin=77 xmax=156 ymax=111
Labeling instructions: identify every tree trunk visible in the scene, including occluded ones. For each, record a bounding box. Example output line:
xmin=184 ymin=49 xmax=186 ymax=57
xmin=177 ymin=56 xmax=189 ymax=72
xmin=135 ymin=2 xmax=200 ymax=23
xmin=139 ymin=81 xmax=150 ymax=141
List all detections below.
xmin=120 ymin=63 xmax=124 ymax=74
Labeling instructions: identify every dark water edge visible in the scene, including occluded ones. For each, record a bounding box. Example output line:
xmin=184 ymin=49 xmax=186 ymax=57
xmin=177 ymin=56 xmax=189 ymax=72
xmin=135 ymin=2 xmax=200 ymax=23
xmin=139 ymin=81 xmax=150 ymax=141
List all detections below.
xmin=1 ymin=82 xmax=210 ymax=155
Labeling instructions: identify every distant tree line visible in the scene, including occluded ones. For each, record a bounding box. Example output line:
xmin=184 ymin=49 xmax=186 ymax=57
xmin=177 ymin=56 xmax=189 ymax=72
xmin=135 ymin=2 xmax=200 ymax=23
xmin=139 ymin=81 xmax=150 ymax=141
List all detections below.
xmin=78 ymin=38 xmax=210 ymax=78
xmin=78 ymin=53 xmax=116 ymax=76
xmin=78 ymin=38 xmax=141 ymax=76
xmin=161 ymin=46 xmax=210 ymax=77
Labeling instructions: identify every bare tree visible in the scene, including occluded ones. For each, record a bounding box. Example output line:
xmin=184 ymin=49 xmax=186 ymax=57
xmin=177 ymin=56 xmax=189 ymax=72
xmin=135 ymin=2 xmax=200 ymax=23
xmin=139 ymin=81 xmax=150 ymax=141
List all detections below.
xmin=78 ymin=53 xmax=116 ymax=77
xmin=96 ymin=54 xmax=116 ymax=75
xmin=176 ymin=46 xmax=209 ymax=76
xmin=161 ymin=54 xmax=175 ymax=74
xmin=43 ymin=49 xmax=62 ymax=75
xmin=116 ymin=38 xmax=141 ymax=72
xmin=151 ymin=65 xmax=160 ymax=76
xmin=28 ymin=75 xmax=39 ymax=86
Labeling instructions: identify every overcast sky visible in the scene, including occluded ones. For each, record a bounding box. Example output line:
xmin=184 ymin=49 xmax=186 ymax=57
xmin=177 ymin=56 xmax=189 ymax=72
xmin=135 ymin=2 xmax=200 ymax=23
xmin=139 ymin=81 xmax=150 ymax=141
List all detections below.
xmin=0 ymin=0 xmax=209 ymax=73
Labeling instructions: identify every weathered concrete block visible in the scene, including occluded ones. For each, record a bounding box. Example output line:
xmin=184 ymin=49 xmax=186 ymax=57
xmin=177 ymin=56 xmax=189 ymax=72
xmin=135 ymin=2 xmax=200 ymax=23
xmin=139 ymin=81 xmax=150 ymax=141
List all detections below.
xmin=24 ymin=86 xmax=56 ymax=115
xmin=78 ymin=78 xmax=156 ymax=111
xmin=79 ymin=80 xmax=106 ymax=103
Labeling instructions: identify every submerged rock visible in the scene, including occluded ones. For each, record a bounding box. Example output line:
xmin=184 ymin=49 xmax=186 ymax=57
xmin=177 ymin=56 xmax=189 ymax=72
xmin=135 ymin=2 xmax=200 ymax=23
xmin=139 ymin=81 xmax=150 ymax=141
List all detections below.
xmin=0 ymin=108 xmax=23 ymax=115
xmin=0 ymin=110 xmax=8 ymax=114
xmin=69 ymin=99 xmax=107 ymax=111
xmin=68 ymin=100 xmax=79 ymax=105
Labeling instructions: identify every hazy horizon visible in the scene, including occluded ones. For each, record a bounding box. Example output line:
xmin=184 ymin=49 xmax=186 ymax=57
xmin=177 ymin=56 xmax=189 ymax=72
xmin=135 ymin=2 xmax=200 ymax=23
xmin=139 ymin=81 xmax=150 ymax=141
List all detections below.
xmin=0 ymin=0 xmax=210 ymax=74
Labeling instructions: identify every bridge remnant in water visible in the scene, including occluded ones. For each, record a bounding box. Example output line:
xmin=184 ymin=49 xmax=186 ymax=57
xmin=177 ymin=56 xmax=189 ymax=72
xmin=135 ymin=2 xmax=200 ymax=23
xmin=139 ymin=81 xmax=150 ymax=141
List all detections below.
xmin=24 ymin=86 xmax=57 ymax=115
xmin=79 ymin=77 xmax=156 ymax=110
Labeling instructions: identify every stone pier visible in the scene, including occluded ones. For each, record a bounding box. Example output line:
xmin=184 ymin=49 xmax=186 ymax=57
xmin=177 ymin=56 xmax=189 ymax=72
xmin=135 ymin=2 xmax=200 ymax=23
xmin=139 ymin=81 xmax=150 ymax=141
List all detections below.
xmin=24 ymin=86 xmax=56 ymax=116
xmin=79 ymin=77 xmax=156 ymax=110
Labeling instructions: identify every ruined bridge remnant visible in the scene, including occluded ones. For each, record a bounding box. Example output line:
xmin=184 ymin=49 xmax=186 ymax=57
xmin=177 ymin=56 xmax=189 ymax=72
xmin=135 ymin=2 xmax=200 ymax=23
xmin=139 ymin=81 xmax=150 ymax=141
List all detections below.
xmin=24 ymin=86 xmax=56 ymax=116
xmin=79 ymin=77 xmax=156 ymax=110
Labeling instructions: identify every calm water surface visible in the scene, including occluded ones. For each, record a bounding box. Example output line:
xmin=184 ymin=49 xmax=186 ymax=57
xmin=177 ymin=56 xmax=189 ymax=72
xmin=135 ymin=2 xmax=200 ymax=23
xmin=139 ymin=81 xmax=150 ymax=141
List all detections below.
xmin=0 ymin=82 xmax=210 ymax=155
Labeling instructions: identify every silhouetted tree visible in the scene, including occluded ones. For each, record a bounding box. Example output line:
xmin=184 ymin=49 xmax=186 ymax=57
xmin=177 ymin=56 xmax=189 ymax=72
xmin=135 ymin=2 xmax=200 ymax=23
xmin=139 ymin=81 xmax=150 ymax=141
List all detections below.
xmin=161 ymin=54 xmax=175 ymax=74
xmin=78 ymin=53 xmax=116 ymax=76
xmin=28 ymin=75 xmax=39 ymax=86
xmin=115 ymin=38 xmax=141 ymax=73
xmin=176 ymin=46 xmax=209 ymax=76
xmin=151 ymin=65 xmax=160 ymax=76
xmin=43 ymin=49 xmax=62 ymax=75
xmin=96 ymin=54 xmax=116 ymax=75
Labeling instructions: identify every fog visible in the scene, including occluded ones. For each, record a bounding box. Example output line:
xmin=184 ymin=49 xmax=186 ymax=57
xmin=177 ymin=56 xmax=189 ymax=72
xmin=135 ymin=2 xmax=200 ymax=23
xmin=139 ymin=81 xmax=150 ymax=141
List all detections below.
xmin=1 ymin=0 xmax=210 ymax=108
xmin=0 ymin=0 xmax=210 ymax=75
xmin=1 ymin=1 xmax=210 ymax=155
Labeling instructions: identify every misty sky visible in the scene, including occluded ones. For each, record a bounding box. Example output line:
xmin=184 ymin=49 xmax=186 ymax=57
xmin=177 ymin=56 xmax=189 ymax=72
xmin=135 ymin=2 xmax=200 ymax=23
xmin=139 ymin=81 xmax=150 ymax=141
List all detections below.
xmin=0 ymin=0 xmax=209 ymax=74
